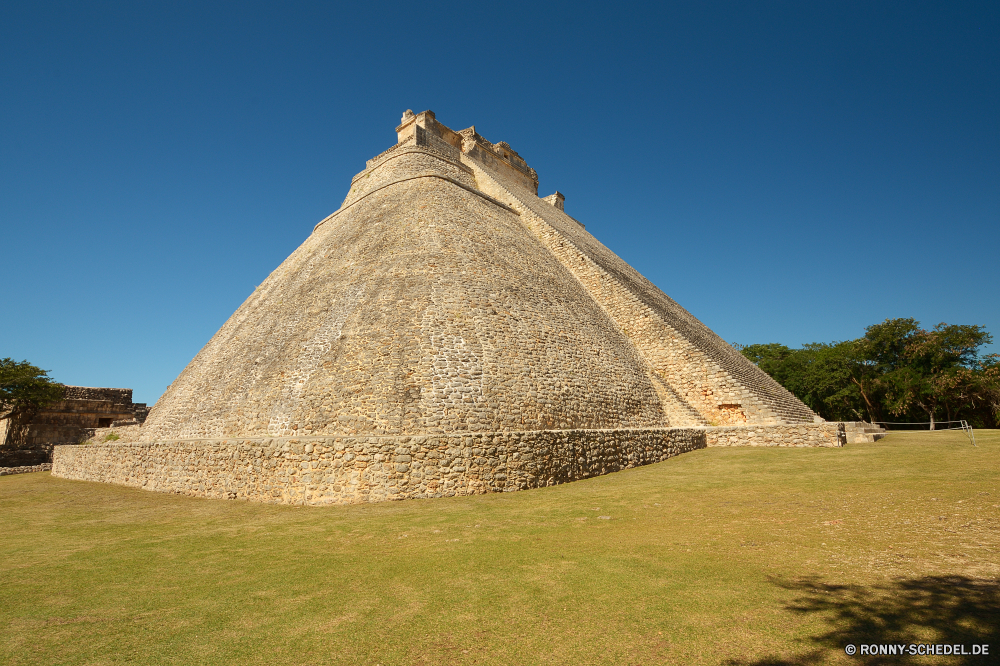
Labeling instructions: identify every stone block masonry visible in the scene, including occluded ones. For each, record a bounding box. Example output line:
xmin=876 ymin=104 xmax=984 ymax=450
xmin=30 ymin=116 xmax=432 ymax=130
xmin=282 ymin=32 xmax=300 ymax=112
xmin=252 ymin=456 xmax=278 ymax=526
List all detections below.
xmin=54 ymin=429 xmax=706 ymax=505
xmin=704 ymin=423 xmax=846 ymax=448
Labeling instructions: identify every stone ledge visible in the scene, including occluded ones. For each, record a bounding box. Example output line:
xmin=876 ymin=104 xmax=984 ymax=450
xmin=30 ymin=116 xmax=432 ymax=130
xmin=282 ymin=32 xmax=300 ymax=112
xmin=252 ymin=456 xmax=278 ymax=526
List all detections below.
xmin=314 ymin=171 xmax=519 ymax=234
xmin=0 ymin=464 xmax=52 ymax=476
xmin=51 ymin=424 xmax=847 ymax=505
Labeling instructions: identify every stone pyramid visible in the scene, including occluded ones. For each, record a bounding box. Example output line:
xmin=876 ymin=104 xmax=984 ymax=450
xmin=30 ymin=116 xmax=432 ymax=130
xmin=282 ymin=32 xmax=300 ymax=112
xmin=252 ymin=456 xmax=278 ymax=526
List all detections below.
xmin=142 ymin=110 xmax=815 ymax=441
xmin=54 ymin=110 xmax=830 ymax=505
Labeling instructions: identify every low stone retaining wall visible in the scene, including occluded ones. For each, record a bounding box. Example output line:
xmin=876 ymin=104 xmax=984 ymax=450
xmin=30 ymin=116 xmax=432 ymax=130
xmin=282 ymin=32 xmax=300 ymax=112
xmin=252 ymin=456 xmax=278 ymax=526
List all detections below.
xmin=0 ymin=463 xmax=52 ymax=476
xmin=704 ymin=423 xmax=845 ymax=448
xmin=52 ymin=428 xmax=706 ymax=505
xmin=52 ymin=423 xmax=848 ymax=505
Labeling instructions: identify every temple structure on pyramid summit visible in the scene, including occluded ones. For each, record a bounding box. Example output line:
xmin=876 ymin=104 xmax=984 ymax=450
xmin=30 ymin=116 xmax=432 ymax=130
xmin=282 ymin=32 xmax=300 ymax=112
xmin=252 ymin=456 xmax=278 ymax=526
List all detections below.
xmin=52 ymin=109 xmax=850 ymax=505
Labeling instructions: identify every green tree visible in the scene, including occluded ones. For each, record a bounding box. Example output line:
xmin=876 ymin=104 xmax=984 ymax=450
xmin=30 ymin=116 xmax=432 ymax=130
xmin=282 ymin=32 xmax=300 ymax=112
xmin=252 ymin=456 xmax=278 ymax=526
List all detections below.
xmin=741 ymin=342 xmax=868 ymax=421
xmin=740 ymin=343 xmax=794 ymax=381
xmin=850 ymin=318 xmax=922 ymax=423
xmin=798 ymin=341 xmax=870 ymax=422
xmin=977 ymin=355 xmax=1000 ymax=426
xmin=882 ymin=323 xmax=993 ymax=429
xmin=0 ymin=358 xmax=65 ymax=450
xmin=741 ymin=319 xmax=997 ymax=428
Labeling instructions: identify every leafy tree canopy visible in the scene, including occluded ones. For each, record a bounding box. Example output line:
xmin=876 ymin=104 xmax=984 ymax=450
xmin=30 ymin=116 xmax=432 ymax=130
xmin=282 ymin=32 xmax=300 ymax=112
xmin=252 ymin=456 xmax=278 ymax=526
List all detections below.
xmin=740 ymin=319 xmax=998 ymax=428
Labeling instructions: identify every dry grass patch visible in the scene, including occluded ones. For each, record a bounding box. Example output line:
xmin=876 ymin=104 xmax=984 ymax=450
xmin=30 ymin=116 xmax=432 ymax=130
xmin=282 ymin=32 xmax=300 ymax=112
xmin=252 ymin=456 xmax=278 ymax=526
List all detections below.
xmin=1 ymin=430 xmax=998 ymax=665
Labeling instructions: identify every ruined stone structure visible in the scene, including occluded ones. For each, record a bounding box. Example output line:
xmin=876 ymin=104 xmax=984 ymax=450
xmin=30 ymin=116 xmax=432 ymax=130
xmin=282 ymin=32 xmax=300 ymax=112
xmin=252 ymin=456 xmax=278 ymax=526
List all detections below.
xmin=1 ymin=386 xmax=147 ymax=466
xmin=54 ymin=110 xmax=828 ymax=504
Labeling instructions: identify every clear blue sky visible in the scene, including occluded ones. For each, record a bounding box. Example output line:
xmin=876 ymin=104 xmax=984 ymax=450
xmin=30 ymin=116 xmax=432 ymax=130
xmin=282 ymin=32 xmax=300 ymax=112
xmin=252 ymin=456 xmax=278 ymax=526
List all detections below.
xmin=3 ymin=1 xmax=997 ymax=405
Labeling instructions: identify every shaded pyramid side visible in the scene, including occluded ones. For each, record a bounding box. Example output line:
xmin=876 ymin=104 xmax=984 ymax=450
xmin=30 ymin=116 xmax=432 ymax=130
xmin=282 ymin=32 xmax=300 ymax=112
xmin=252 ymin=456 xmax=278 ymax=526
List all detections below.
xmin=139 ymin=146 xmax=672 ymax=441
xmin=454 ymin=128 xmax=817 ymax=426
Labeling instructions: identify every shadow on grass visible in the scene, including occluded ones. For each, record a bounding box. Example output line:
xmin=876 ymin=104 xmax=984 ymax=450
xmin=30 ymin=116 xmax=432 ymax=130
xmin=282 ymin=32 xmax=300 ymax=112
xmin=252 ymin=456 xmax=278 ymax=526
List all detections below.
xmin=728 ymin=576 xmax=999 ymax=665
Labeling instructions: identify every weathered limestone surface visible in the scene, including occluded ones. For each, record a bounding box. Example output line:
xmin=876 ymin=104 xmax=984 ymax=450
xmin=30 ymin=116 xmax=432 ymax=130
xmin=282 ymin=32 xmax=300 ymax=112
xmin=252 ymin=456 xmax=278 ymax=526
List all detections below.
xmin=704 ymin=423 xmax=845 ymax=448
xmin=53 ymin=429 xmax=705 ymax=505
xmin=90 ymin=424 xmax=144 ymax=442
xmin=53 ymin=109 xmax=832 ymax=505
xmin=0 ymin=463 xmax=52 ymax=476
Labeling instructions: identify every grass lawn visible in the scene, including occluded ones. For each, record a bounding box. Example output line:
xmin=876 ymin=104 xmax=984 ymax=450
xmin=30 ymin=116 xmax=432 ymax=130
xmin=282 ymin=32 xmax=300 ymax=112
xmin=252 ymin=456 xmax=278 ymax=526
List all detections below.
xmin=2 ymin=430 xmax=998 ymax=665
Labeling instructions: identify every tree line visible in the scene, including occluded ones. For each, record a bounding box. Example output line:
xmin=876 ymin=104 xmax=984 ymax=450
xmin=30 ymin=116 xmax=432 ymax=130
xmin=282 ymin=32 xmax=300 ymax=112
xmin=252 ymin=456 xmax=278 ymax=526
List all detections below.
xmin=739 ymin=318 xmax=1000 ymax=428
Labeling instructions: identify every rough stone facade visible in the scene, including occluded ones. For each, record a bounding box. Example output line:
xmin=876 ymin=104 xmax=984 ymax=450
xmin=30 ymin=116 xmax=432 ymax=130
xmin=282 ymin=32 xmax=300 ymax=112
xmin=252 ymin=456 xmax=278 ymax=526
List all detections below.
xmin=1 ymin=386 xmax=147 ymax=466
xmin=53 ymin=109 xmax=832 ymax=505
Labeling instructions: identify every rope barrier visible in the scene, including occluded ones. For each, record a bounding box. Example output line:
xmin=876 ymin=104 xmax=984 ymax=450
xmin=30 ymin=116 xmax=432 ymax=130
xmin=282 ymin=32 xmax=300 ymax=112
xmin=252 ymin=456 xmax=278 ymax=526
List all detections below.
xmin=873 ymin=420 xmax=967 ymax=425
xmin=872 ymin=420 xmax=977 ymax=447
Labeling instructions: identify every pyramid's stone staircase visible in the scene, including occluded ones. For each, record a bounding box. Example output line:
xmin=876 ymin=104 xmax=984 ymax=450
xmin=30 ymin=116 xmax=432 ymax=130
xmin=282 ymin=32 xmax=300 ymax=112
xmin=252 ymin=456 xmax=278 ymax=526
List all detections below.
xmin=842 ymin=422 xmax=887 ymax=443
